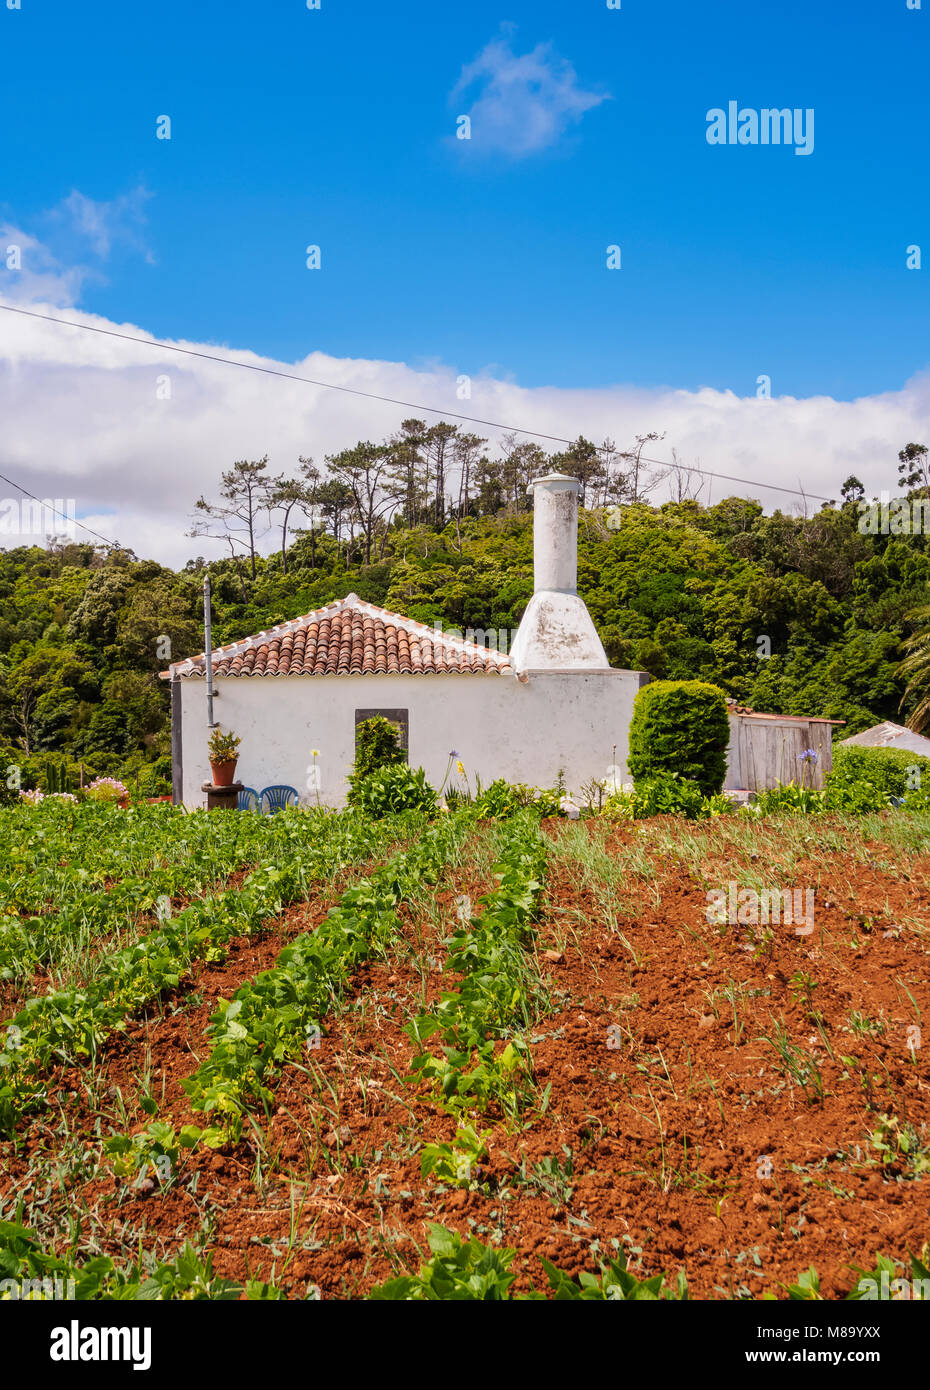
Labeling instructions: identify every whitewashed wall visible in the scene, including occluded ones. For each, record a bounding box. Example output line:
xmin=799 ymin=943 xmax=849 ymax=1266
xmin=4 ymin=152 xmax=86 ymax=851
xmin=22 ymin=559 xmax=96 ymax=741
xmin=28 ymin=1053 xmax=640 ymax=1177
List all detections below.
xmin=176 ymin=669 xmax=648 ymax=808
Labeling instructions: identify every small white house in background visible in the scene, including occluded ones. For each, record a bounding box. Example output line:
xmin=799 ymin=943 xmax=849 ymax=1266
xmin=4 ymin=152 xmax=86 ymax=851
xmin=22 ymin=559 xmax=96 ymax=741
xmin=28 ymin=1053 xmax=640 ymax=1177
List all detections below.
xmin=837 ymin=721 xmax=930 ymax=759
xmin=163 ymin=475 xmax=650 ymax=808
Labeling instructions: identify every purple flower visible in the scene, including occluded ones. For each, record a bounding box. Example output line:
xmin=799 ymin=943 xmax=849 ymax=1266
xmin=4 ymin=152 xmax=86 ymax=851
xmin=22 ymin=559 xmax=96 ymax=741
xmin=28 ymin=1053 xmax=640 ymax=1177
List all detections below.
xmin=797 ymin=748 xmax=819 ymax=762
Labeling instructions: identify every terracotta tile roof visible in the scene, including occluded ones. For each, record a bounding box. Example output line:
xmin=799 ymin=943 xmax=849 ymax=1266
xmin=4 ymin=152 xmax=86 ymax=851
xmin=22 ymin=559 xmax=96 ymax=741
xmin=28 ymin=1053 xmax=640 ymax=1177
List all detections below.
xmin=161 ymin=593 xmax=512 ymax=679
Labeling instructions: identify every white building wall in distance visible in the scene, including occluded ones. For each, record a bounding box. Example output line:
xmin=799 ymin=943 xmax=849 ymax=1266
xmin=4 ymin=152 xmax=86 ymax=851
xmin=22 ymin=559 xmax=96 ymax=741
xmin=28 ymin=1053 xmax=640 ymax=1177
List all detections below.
xmin=179 ymin=670 xmax=646 ymax=809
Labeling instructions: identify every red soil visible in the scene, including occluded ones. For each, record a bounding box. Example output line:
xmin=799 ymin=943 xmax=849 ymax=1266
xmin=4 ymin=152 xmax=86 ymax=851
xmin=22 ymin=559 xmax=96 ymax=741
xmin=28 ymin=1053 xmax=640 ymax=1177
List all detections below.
xmin=4 ymin=819 xmax=929 ymax=1299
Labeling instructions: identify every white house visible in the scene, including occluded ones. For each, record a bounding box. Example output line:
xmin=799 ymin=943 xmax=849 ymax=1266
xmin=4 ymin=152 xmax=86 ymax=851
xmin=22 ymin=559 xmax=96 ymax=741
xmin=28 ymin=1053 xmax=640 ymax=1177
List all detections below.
xmin=838 ymin=721 xmax=930 ymax=759
xmin=163 ymin=474 xmax=649 ymax=807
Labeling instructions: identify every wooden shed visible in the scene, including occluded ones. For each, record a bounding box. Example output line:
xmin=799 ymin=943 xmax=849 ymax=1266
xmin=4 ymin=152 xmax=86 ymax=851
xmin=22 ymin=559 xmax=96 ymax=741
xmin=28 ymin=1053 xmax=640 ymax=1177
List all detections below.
xmin=724 ymin=704 xmax=844 ymax=792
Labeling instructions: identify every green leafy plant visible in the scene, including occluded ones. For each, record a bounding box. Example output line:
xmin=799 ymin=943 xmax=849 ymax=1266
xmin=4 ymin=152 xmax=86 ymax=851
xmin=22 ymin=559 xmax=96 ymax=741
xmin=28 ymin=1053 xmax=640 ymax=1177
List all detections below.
xmin=207 ymin=727 xmax=241 ymax=764
xmin=368 ymin=1226 xmax=688 ymax=1302
xmin=347 ymin=763 xmax=437 ymax=817
xmin=0 ymin=1218 xmax=281 ymax=1300
xmin=104 ymin=1120 xmax=200 ymax=1185
xmin=407 ymin=819 xmax=547 ymax=1123
xmin=627 ymin=680 xmax=730 ymax=796
xmin=179 ymin=816 xmax=461 ymax=1144
xmin=353 ymin=716 xmax=405 ymax=780
xmin=604 ymin=771 xmax=711 ymax=820
xmin=847 ymin=1249 xmax=930 ymax=1299
xmin=750 ymin=782 xmax=826 ymax=815
xmin=828 ymin=744 xmax=930 ymax=810
xmin=537 ymin=1248 xmax=689 ymax=1301
xmin=369 ymin=1224 xmax=519 ymax=1300
xmin=869 ymin=1113 xmax=930 ymax=1177
xmin=420 ymin=1124 xmax=491 ymax=1187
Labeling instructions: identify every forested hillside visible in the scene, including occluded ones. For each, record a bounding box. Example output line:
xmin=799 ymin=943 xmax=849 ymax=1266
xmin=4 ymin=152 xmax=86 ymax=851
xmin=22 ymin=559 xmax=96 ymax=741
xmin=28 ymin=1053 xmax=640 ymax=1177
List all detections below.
xmin=2 ymin=427 xmax=928 ymax=794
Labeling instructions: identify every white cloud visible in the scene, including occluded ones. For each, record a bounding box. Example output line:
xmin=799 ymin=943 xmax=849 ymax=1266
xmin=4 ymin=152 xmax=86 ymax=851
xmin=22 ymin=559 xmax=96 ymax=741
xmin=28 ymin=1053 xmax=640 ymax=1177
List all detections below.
xmin=0 ymin=185 xmax=153 ymax=309
xmin=451 ymin=32 xmax=609 ymax=157
xmin=0 ymin=292 xmax=928 ymax=569
xmin=0 ymin=225 xmax=91 ymax=306
xmin=56 ymin=187 xmax=154 ymax=263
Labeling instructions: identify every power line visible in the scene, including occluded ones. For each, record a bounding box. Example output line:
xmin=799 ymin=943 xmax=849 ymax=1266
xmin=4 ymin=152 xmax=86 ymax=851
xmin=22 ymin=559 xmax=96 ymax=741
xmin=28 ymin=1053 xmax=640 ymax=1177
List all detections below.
xmin=0 ymin=301 xmax=834 ymax=504
xmin=0 ymin=467 xmax=120 ymax=548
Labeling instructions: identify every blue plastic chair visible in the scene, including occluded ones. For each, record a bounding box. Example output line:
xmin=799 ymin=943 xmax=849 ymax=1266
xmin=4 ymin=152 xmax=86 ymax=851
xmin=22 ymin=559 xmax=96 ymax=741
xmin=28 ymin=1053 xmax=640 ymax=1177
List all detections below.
xmin=260 ymin=784 xmax=299 ymax=815
xmin=238 ymin=786 xmax=260 ymax=811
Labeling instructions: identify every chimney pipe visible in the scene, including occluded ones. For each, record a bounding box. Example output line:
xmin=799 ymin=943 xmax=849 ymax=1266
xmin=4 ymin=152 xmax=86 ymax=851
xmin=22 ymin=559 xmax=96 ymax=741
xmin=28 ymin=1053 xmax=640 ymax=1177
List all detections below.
xmin=508 ymin=472 xmax=609 ymax=674
xmin=529 ymin=473 xmax=579 ymax=594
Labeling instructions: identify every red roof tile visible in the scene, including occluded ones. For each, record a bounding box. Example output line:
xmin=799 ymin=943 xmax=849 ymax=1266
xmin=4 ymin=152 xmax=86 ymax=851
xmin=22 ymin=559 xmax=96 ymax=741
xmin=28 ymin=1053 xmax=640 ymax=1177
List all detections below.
xmin=162 ymin=593 xmax=511 ymax=679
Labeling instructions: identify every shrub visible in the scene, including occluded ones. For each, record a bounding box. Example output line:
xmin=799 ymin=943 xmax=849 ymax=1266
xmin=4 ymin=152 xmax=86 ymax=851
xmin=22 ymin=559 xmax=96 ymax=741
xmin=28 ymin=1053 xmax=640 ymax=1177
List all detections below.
xmin=750 ymin=783 xmax=826 ymax=816
xmin=826 ymin=744 xmax=930 ymax=811
xmin=628 ymin=680 xmax=729 ymax=795
xmin=603 ymin=771 xmax=724 ymax=820
xmin=40 ymin=757 xmax=72 ymax=795
xmin=354 ymin=717 xmax=405 ymax=780
xmin=347 ymin=763 xmax=437 ymax=818
xmin=84 ymin=776 xmax=128 ymax=803
xmin=903 ymin=782 xmax=930 ymax=812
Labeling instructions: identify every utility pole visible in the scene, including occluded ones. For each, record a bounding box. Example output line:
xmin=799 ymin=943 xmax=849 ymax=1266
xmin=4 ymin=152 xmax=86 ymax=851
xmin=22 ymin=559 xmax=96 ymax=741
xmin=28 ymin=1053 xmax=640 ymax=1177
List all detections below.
xmin=203 ymin=574 xmax=217 ymax=728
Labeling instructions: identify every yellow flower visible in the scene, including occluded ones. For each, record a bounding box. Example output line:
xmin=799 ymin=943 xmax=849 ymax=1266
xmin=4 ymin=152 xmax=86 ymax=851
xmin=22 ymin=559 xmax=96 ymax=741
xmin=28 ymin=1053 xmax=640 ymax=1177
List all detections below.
xmin=456 ymin=760 xmax=465 ymax=777
xmin=311 ymin=749 xmax=320 ymax=758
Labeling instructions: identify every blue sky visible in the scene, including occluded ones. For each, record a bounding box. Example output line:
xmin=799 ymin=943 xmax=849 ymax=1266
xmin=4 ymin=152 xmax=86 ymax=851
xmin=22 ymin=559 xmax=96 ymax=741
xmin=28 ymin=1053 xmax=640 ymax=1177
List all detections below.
xmin=2 ymin=0 xmax=927 ymax=402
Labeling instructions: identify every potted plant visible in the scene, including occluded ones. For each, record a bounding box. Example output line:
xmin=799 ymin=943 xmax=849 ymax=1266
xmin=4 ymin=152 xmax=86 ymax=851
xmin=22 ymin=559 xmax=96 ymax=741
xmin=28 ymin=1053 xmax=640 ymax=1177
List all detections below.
xmin=208 ymin=726 xmax=241 ymax=787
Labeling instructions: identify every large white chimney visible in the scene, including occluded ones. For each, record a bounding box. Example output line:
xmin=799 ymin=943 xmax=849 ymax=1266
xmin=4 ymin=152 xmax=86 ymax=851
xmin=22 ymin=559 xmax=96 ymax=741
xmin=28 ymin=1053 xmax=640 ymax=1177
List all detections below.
xmin=509 ymin=473 xmax=610 ymax=673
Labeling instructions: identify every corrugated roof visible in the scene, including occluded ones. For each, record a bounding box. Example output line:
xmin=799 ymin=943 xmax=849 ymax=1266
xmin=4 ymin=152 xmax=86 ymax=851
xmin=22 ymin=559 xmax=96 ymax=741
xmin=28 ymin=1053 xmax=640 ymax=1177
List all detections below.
xmin=161 ymin=593 xmax=512 ymax=679
xmin=726 ymin=697 xmax=843 ymax=725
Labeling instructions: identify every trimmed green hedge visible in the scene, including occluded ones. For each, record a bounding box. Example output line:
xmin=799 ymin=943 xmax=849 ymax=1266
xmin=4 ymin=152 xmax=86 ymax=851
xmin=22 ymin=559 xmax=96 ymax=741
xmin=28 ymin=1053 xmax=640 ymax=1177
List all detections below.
xmin=627 ymin=680 xmax=730 ymax=796
xmin=827 ymin=743 xmax=930 ymax=803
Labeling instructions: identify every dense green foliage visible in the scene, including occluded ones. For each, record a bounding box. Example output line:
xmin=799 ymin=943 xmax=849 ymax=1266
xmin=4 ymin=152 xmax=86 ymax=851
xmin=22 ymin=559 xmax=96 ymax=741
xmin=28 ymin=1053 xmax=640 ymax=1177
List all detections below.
xmin=830 ymin=743 xmax=930 ymax=801
xmin=347 ymin=762 xmax=438 ymax=817
xmin=628 ymin=680 xmax=730 ymax=794
xmin=368 ymin=1224 xmax=689 ymax=1301
xmin=0 ymin=1220 xmax=281 ymax=1300
xmin=407 ymin=817 xmax=547 ymax=1120
xmin=0 ymin=802 xmax=403 ymax=1132
xmin=3 ymin=461 xmax=930 ymax=790
xmin=352 ymin=716 xmax=405 ymax=780
xmin=605 ymin=771 xmax=731 ymax=820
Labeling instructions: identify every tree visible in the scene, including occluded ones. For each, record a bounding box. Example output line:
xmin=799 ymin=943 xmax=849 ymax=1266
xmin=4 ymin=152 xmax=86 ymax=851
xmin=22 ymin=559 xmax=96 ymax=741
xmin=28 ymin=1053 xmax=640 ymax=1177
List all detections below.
xmin=898 ymin=602 xmax=930 ymax=731
xmin=840 ymin=475 xmax=865 ymax=505
xmin=384 ymin=419 xmax=429 ymax=529
xmin=66 ymin=568 xmax=132 ymax=647
xmin=267 ymin=458 xmax=320 ymax=576
xmin=422 ymin=422 xmax=459 ymax=526
xmin=295 ymin=456 xmax=325 ymax=569
xmin=550 ymin=436 xmax=607 ymax=507
xmin=325 ymin=442 xmax=394 ymax=566
xmin=668 ymin=448 xmax=706 ymax=504
xmin=452 ymin=432 xmax=487 ymax=540
xmin=619 ymin=431 xmax=667 ymax=504
xmin=190 ymin=456 xmax=273 ymax=582
xmin=898 ymin=443 xmax=930 ymax=497
xmin=497 ymin=434 xmax=549 ymax=511
xmin=0 ymin=644 xmax=97 ymax=754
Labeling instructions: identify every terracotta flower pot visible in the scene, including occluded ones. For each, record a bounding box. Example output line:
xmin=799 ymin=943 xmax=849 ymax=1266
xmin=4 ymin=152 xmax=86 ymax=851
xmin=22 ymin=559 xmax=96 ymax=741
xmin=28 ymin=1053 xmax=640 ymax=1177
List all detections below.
xmin=210 ymin=758 xmax=238 ymax=787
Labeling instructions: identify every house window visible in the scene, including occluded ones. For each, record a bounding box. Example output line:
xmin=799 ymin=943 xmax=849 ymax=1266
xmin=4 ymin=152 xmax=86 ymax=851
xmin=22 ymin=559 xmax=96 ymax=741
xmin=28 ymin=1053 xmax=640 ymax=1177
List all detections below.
xmin=354 ymin=708 xmax=409 ymax=758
